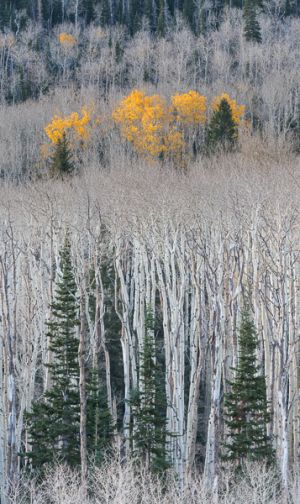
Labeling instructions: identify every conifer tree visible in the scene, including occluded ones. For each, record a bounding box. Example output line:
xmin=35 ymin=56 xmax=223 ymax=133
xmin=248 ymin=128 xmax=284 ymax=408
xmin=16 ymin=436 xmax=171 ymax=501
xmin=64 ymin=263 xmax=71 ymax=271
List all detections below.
xmin=86 ymin=368 xmax=114 ymax=464
xmin=83 ymin=0 xmax=96 ymax=23
xmin=27 ymin=233 xmax=80 ymax=468
xmin=100 ymin=0 xmax=111 ymax=26
xmin=285 ymin=0 xmax=292 ymax=16
xmin=243 ymin=0 xmax=262 ymax=43
xmin=0 ymin=1 xmax=10 ymax=29
xmin=129 ymin=0 xmax=143 ymax=34
xmin=223 ymin=308 xmax=274 ymax=467
xmin=207 ymin=98 xmax=238 ymax=153
xmin=27 ymin=235 xmax=114 ymax=470
xmin=50 ymin=132 xmax=74 ymax=177
xmin=157 ymin=0 xmax=166 ymax=36
xmin=183 ymin=0 xmax=195 ymax=31
xmin=130 ymin=309 xmax=169 ymax=473
xmin=145 ymin=0 xmax=157 ymax=32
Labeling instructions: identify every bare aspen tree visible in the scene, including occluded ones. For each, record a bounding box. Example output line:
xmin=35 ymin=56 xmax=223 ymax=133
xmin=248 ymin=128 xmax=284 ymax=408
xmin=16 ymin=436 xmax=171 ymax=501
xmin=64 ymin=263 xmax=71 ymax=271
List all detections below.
xmin=79 ymin=285 xmax=88 ymax=491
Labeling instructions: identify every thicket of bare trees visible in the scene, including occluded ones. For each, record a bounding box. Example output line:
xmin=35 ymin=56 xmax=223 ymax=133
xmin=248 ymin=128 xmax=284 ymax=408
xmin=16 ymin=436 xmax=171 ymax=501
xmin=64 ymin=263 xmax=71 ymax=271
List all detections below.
xmin=5 ymin=457 xmax=300 ymax=504
xmin=0 ymin=159 xmax=300 ymax=500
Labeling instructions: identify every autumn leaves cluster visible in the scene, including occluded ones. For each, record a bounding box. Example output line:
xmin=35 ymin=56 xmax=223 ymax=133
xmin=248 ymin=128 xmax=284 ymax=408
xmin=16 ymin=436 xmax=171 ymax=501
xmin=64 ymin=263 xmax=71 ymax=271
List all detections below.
xmin=44 ymin=89 xmax=245 ymax=171
xmin=112 ymin=90 xmax=244 ymax=159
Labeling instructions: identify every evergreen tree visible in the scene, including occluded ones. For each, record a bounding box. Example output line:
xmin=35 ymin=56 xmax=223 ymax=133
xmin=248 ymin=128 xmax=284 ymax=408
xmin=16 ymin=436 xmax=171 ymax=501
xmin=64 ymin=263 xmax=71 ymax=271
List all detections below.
xmin=0 ymin=1 xmax=11 ymax=29
xmin=130 ymin=309 xmax=169 ymax=473
xmin=100 ymin=0 xmax=111 ymax=26
xmin=83 ymin=0 xmax=96 ymax=23
xmin=157 ymin=0 xmax=166 ymax=36
xmin=27 ymin=235 xmax=114 ymax=470
xmin=50 ymin=132 xmax=74 ymax=177
xmin=86 ymin=368 xmax=114 ymax=464
xmin=223 ymin=308 xmax=274 ymax=467
xmin=207 ymin=98 xmax=238 ymax=153
xmin=243 ymin=0 xmax=262 ymax=43
xmin=129 ymin=0 xmax=143 ymax=34
xmin=285 ymin=0 xmax=292 ymax=16
xmin=27 ymin=234 xmax=80 ymax=468
xmin=145 ymin=0 xmax=158 ymax=32
xmin=183 ymin=0 xmax=195 ymax=31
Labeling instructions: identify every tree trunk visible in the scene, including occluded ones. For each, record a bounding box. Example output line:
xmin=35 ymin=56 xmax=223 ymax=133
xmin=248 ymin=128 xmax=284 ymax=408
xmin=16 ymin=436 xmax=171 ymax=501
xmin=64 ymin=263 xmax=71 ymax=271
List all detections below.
xmin=79 ymin=289 xmax=87 ymax=491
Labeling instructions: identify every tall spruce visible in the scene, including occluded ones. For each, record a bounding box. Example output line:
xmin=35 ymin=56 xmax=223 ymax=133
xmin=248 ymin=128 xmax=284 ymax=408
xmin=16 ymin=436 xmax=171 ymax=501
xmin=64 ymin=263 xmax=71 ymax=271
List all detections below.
xmin=27 ymin=233 xmax=80 ymax=468
xmin=157 ymin=0 xmax=166 ymax=36
xmin=285 ymin=0 xmax=292 ymax=16
xmin=50 ymin=132 xmax=74 ymax=177
xmin=27 ymin=236 xmax=114 ymax=471
xmin=243 ymin=0 xmax=262 ymax=43
xmin=86 ymin=368 xmax=114 ymax=464
xmin=130 ymin=309 xmax=169 ymax=473
xmin=207 ymin=98 xmax=238 ymax=153
xmin=183 ymin=0 xmax=195 ymax=31
xmin=223 ymin=308 xmax=274 ymax=466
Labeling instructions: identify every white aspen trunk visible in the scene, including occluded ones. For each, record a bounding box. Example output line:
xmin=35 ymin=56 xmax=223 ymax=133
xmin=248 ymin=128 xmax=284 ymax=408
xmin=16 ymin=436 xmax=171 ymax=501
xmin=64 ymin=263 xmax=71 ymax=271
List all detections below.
xmin=0 ymin=242 xmax=17 ymax=488
xmin=204 ymin=233 xmax=225 ymax=495
xmin=115 ymin=243 xmax=136 ymax=454
xmin=74 ymin=0 xmax=79 ymax=32
xmin=155 ymin=228 xmax=186 ymax=483
xmin=185 ymin=251 xmax=203 ymax=475
xmin=37 ymin=0 xmax=42 ymax=24
xmin=45 ymin=214 xmax=55 ymax=392
xmin=94 ymin=254 xmax=114 ymax=420
xmin=79 ymin=289 xmax=88 ymax=491
xmin=132 ymin=239 xmax=145 ymax=369
xmin=0 ymin=331 xmax=6 ymax=504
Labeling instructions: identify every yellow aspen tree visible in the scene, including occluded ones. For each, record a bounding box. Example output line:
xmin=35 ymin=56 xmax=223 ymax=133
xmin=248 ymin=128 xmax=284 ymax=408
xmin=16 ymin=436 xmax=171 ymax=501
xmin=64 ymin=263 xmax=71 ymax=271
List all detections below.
xmin=44 ymin=108 xmax=92 ymax=145
xmin=113 ymin=90 xmax=184 ymax=160
xmin=58 ymin=33 xmax=77 ymax=48
xmin=171 ymin=91 xmax=206 ymax=125
xmin=171 ymin=91 xmax=207 ymax=157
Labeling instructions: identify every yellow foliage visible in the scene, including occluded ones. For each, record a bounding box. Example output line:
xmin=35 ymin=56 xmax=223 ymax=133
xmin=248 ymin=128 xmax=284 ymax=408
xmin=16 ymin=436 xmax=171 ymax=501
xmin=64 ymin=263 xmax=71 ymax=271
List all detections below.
xmin=211 ymin=93 xmax=245 ymax=124
xmin=45 ymin=108 xmax=91 ymax=144
xmin=113 ymin=89 xmax=246 ymax=161
xmin=58 ymin=33 xmax=77 ymax=47
xmin=113 ymin=90 xmax=177 ymax=158
xmin=171 ymin=91 xmax=206 ymax=125
xmin=164 ymin=128 xmax=185 ymax=153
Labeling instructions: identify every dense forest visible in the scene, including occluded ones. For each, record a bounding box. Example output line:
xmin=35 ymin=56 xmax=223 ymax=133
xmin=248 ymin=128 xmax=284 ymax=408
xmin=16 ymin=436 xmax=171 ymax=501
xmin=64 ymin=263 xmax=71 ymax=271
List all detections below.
xmin=1 ymin=1 xmax=300 ymax=33
xmin=1 ymin=1 xmax=300 ymax=503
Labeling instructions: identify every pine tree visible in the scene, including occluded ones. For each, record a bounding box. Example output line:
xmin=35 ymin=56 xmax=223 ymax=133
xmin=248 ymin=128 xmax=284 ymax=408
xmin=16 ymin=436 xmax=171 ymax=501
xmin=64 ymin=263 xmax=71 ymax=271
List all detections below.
xmin=183 ymin=0 xmax=195 ymax=31
xmin=243 ymin=0 xmax=262 ymax=43
xmin=285 ymin=0 xmax=292 ymax=16
xmin=145 ymin=0 xmax=157 ymax=32
xmin=0 ymin=2 xmax=10 ymax=29
xmin=207 ymin=98 xmax=238 ymax=153
xmin=50 ymin=132 xmax=74 ymax=177
xmin=100 ymin=0 xmax=111 ymax=26
xmin=157 ymin=0 xmax=166 ymax=36
xmin=130 ymin=309 xmax=169 ymax=473
xmin=223 ymin=308 xmax=274 ymax=467
xmin=129 ymin=0 xmax=143 ymax=34
xmin=27 ymin=235 xmax=114 ymax=471
xmin=83 ymin=0 xmax=96 ymax=23
xmin=86 ymin=368 xmax=114 ymax=464
xmin=27 ymin=233 xmax=80 ymax=468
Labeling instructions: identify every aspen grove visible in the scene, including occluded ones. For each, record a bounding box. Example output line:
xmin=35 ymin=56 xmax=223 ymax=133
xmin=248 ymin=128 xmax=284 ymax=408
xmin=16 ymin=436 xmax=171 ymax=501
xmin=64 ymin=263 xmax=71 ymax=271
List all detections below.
xmin=0 ymin=163 xmax=300 ymax=500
